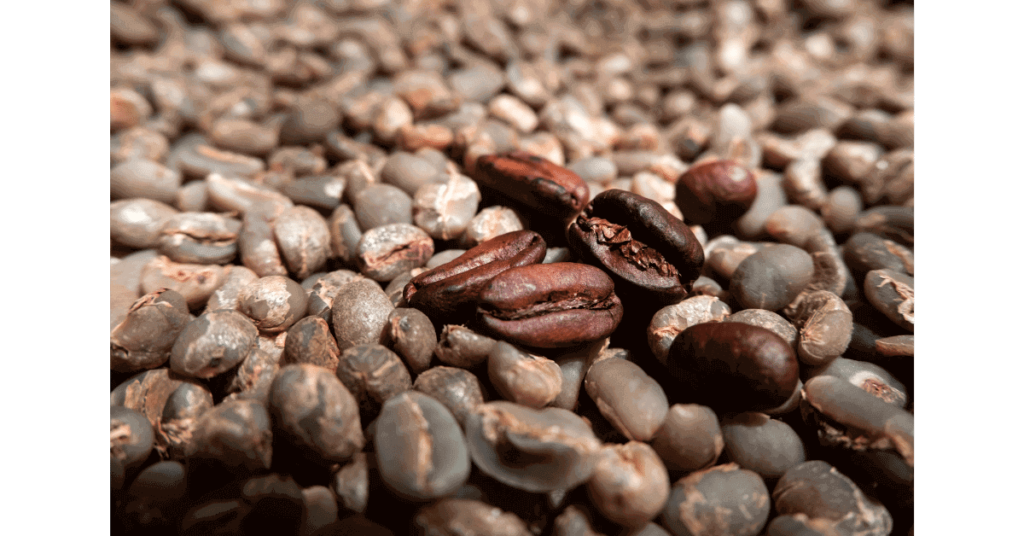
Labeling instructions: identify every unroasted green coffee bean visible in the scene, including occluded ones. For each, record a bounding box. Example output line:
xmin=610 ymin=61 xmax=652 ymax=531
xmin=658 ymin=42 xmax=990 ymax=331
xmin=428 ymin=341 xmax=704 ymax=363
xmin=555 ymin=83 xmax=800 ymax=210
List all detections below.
xmin=730 ymin=244 xmax=814 ymax=311
xmin=111 ymin=405 xmax=155 ymax=476
xmin=274 ymin=205 xmax=332 ymax=280
xmin=111 ymin=289 xmax=191 ymax=373
xmin=786 ymin=290 xmax=853 ymax=366
xmin=773 ymin=461 xmax=892 ymax=536
xmin=434 ymin=325 xmax=496 ymax=369
xmin=864 ymin=269 xmax=914 ymax=332
xmin=650 ymin=404 xmax=723 ymax=473
xmin=488 ymin=342 xmax=563 ymax=409
xmin=586 ymin=442 xmax=670 ymax=528
xmin=185 ymin=398 xmax=273 ymax=474
xmin=336 ymin=344 xmax=412 ymax=419
xmin=584 ymin=358 xmax=668 ymax=441
xmin=413 ymin=366 xmax=486 ymax=427
xmin=661 ymin=463 xmax=770 ymax=536
xmin=808 ymin=357 xmax=908 ymax=408
xmin=331 ymin=279 xmax=394 ymax=350
xmin=383 ymin=308 xmax=437 ymax=373
xmin=282 ymin=316 xmax=341 ymax=371
xmin=237 ymin=275 xmax=308 ymax=334
xmin=413 ymin=499 xmax=531 ymax=536
xmin=170 ymin=310 xmax=258 ymax=379
xmin=720 ymin=413 xmax=806 ymax=479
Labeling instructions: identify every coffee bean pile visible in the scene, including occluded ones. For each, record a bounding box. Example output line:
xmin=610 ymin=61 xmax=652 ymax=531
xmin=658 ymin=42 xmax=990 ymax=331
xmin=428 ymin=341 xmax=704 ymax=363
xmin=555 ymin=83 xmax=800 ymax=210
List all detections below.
xmin=110 ymin=1 xmax=914 ymax=534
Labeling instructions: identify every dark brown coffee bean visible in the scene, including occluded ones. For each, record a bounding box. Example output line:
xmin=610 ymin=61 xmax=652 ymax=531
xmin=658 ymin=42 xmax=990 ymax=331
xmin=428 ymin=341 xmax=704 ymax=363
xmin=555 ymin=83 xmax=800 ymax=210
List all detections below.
xmin=488 ymin=342 xmax=563 ymax=409
xmin=474 ymin=151 xmax=590 ymax=219
xmin=111 ymin=289 xmax=191 ymax=373
xmin=335 ymin=344 xmax=412 ymax=418
xmin=354 ymin=184 xmax=414 ymax=230
xmin=730 ymin=244 xmax=814 ymax=311
xmin=111 ymin=199 xmax=179 ymax=250
xmin=466 ymin=401 xmax=602 ymax=493
xmin=185 ymin=398 xmax=273 ymax=474
xmin=235 ymin=275 xmax=307 ymax=335
xmin=327 ymin=204 xmax=363 ymax=267
xmin=666 ymin=322 xmax=799 ymax=413
xmin=331 ymin=278 xmax=394 ymax=350
xmin=722 ymin=309 xmax=799 ymax=354
xmin=331 ymin=452 xmax=369 ymax=515
xmin=786 ymin=291 xmax=853 ymax=366
xmin=157 ymin=381 xmax=214 ymax=460
xmin=269 ymin=364 xmax=365 ymax=465
xmin=584 ymin=358 xmax=668 ymax=442
xmin=170 ymin=310 xmax=258 ymax=378
xmin=568 ymin=189 xmax=705 ymax=305
xmin=406 ymin=230 xmax=546 ymax=324
xmin=412 ymin=171 xmax=482 ymax=240
xmin=434 ymin=325 xmax=497 ymax=369
xmin=111 ymin=405 xmax=155 ymax=477
xmin=239 ymin=209 xmax=289 ymax=278
xmin=843 ymin=232 xmax=914 ymax=279
xmin=274 ymin=205 xmax=332 ymax=280
xmin=773 ymin=461 xmax=893 ymax=536
xmin=413 ymin=367 xmax=486 ymax=427
xmin=674 ymin=159 xmax=757 ymax=225
xmin=281 ymin=175 xmax=347 ymax=211
xmin=661 ymin=463 xmax=770 ymax=536
xmin=808 ymin=357 xmax=908 ymax=408
xmin=720 ymin=413 xmax=806 ymax=479
xmin=586 ymin=442 xmax=670 ymax=529
xmin=157 ymin=212 xmax=242 ymax=265
xmin=111 ymin=159 xmax=182 ymax=205
xmin=650 ymin=404 xmax=723 ymax=473
xmin=864 ymin=269 xmax=914 ymax=332
xmin=413 ymin=498 xmax=531 ymax=536
xmin=647 ymin=296 xmax=731 ymax=363
xmin=383 ymin=308 xmax=437 ymax=373
xmin=204 ymin=265 xmax=259 ymax=314
xmin=356 ymin=223 xmax=435 ymax=282
xmin=374 ymin=391 xmax=471 ymax=501
xmin=283 ymin=316 xmax=341 ymax=371
xmin=477 ymin=262 xmax=623 ymax=349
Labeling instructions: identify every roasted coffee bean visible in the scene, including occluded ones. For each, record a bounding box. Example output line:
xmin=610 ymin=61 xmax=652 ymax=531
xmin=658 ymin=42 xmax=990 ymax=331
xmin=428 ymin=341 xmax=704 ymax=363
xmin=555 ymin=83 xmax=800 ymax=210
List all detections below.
xmin=374 ymin=391 xmax=471 ymax=501
xmin=111 ymin=199 xmax=179 ymax=250
xmin=661 ymin=463 xmax=770 ymax=536
xmin=488 ymin=342 xmax=563 ymax=409
xmin=357 ymin=223 xmax=435 ymax=282
xmin=666 ymin=322 xmax=799 ymax=413
xmin=773 ymin=461 xmax=893 ymax=536
xmin=474 ymin=151 xmax=590 ymax=219
xmin=354 ymin=184 xmax=414 ymax=230
xmin=720 ymin=413 xmax=806 ymax=479
xmin=587 ymin=442 xmax=670 ymax=529
xmin=327 ymin=204 xmax=363 ymax=267
xmin=140 ymin=255 xmax=227 ymax=310
xmin=412 ymin=171 xmax=482 ymax=240
xmin=331 ymin=278 xmax=394 ymax=350
xmin=413 ymin=499 xmax=531 ymax=536
xmin=785 ymin=291 xmax=853 ymax=366
xmin=722 ymin=309 xmax=799 ymax=354
xmin=204 ymin=266 xmax=258 ymax=314
xmin=111 ymin=159 xmax=182 ymax=205
xmin=281 ymin=175 xmax=347 ymax=211
xmin=730 ymin=244 xmax=814 ymax=311
xmin=843 ymin=232 xmax=914 ymax=279
xmin=185 ymin=398 xmax=273 ymax=474
xmin=170 ymin=310 xmax=259 ymax=379
xmin=269 ymin=364 xmax=365 ymax=465
xmin=382 ymin=308 xmax=437 ymax=373
xmin=648 ymin=296 xmax=731 ymax=363
xmin=674 ymin=160 xmax=757 ymax=225
xmin=808 ymin=357 xmax=908 ymax=408
xmin=864 ymin=269 xmax=914 ymax=332
xmin=158 ymin=382 xmax=215 ymax=460
xmin=274 ymin=205 xmax=332 ymax=280
xmin=477 ymin=263 xmax=623 ymax=348
xmin=111 ymin=405 xmax=155 ymax=478
xmin=331 ymin=452 xmax=369 ymax=515
xmin=413 ymin=366 xmax=486 ymax=428
xmin=111 ymin=289 xmax=191 ymax=373
xmin=335 ymin=344 xmax=412 ymax=418
xmin=567 ymin=189 xmax=704 ymax=304
xmin=406 ymin=230 xmax=546 ymax=324
xmin=650 ymin=404 xmax=723 ymax=473
xmin=237 ymin=275 xmax=308 ymax=334
xmin=434 ymin=325 xmax=498 ymax=369
xmin=458 ymin=205 xmax=526 ymax=248
xmin=282 ymin=316 xmax=341 ymax=371
xmin=465 ymin=401 xmax=602 ymax=493
xmin=584 ymin=358 xmax=668 ymax=442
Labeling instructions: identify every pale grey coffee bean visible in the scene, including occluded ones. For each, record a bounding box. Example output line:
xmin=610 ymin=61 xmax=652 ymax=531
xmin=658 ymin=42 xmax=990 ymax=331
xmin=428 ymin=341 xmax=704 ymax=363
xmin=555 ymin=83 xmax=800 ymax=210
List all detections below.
xmin=721 ymin=413 xmax=807 ymax=479
xmin=773 ymin=461 xmax=893 ymax=536
xmin=434 ymin=325 xmax=497 ymax=369
xmin=821 ymin=186 xmax=863 ymax=236
xmin=274 ymin=206 xmax=332 ymax=280
xmin=704 ymin=237 xmax=764 ymax=281
xmin=488 ymin=342 xmax=563 ymax=409
xmin=237 ymin=275 xmax=308 ymax=334
xmin=209 ymin=117 xmax=278 ymax=156
xmin=110 ymin=289 xmax=191 ymax=373
xmin=650 ymin=404 xmax=723 ymax=473
xmin=586 ymin=442 xmax=670 ymax=529
xmin=551 ymin=354 xmax=588 ymax=412
xmin=584 ymin=358 xmax=668 ymax=442
xmin=383 ymin=269 xmax=424 ymax=308
xmin=111 ymin=126 xmax=169 ymax=165
xmin=279 ymin=97 xmax=341 ymax=145
xmin=383 ymin=308 xmax=437 ymax=373
xmin=170 ymin=310 xmax=258 ymax=379
xmin=281 ymin=175 xmax=346 ymax=211
xmin=157 ymin=212 xmax=242 ymax=265
xmin=786 ymin=290 xmax=853 ymax=366
xmin=239 ymin=210 xmax=289 ymax=278
xmin=734 ymin=171 xmax=787 ymax=240
xmin=177 ymin=144 xmax=265 ymax=180
xmin=184 ymin=398 xmax=273 ymax=473
xmin=412 ymin=172 xmax=481 ymax=240
xmin=807 ymin=357 xmax=908 ymax=408
xmin=306 ymin=269 xmax=364 ymax=321
xmin=426 ymin=249 xmax=467 ymax=269
xmin=336 ymin=344 xmax=413 ymax=418
xmin=765 ymin=206 xmax=826 ymax=249
xmin=140 ymin=256 xmax=227 ymax=310
xmin=354 ymin=184 xmax=414 ymax=230
xmin=111 ymin=159 xmax=182 ymax=205
xmin=661 ymin=463 xmax=770 ymax=536
xmin=542 ymin=247 xmax=572 ymax=264
xmin=327 ymin=204 xmax=362 ymax=266
xmin=648 ymin=296 xmax=732 ymax=364
xmin=282 ymin=316 xmax=341 ymax=372
xmin=356 ymin=223 xmax=435 ymax=282
xmin=381 ymin=152 xmax=445 ymax=196
xmin=843 ymin=232 xmax=914 ymax=279
xmin=204 ymin=265 xmax=258 ymax=314
xmin=269 ymin=146 xmax=330 ymax=178
xmin=413 ymin=367 xmax=486 ymax=428
xmin=568 ymin=156 xmax=618 ymax=185
xmin=331 ymin=452 xmax=369 ymax=514
xmin=176 ymin=181 xmax=211 ymax=213
xmin=331 ymin=279 xmax=394 ymax=350
xmin=413 ymin=498 xmax=531 ymax=536
xmin=458 ymin=206 xmax=524 ymax=248
xmin=731 ymin=244 xmax=815 ymax=311
xmin=206 ymin=173 xmax=292 ymax=216
xmin=111 ymin=199 xmax=179 ymax=250
xmin=375 ymin=391 xmax=471 ymax=501
xmin=864 ymin=269 xmax=914 ymax=332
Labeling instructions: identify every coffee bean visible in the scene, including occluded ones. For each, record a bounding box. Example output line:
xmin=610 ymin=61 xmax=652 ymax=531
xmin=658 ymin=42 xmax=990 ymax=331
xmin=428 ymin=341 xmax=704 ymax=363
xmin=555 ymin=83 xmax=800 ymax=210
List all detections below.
xmin=111 ymin=368 xmax=190 ymax=428
xmin=185 ymin=398 xmax=273 ymax=474
xmin=335 ymin=344 xmax=412 ymax=419
xmin=327 ymin=204 xmax=363 ymax=267
xmin=465 ymin=401 xmax=602 ymax=493
xmin=331 ymin=452 xmax=369 ymax=515
xmin=650 ymin=404 xmax=723 ymax=473
xmin=661 ymin=463 xmax=770 ymax=536
xmin=157 ymin=212 xmax=242 ymax=265
xmin=820 ymin=186 xmax=863 ymax=236
xmin=332 ymin=279 xmax=394 ymax=350
xmin=355 ymin=184 xmax=414 ymax=230
xmin=413 ymin=367 xmax=486 ymax=428
xmin=269 ymin=364 xmax=365 ymax=465
xmin=111 ymin=199 xmax=179 ymax=250
xmin=237 ymin=275 xmax=307 ymax=334
xmin=380 ymin=152 xmax=445 ymax=196
xmin=434 ymin=325 xmax=497 ymax=369
xmin=666 ymin=322 xmax=799 ymax=413
xmin=863 ymin=269 xmax=914 ymax=332
xmin=274 ymin=205 xmax=332 ymax=280
xmin=765 ymin=515 xmax=846 ymax=536
xmin=875 ymin=334 xmax=914 ymax=358
xmin=170 ymin=310 xmax=258 ymax=378
xmin=551 ymin=504 xmax=604 ymax=536
xmin=764 ymin=205 xmax=825 ymax=249
xmin=730 ymin=244 xmax=814 ymax=311
xmin=567 ymin=189 xmax=705 ymax=304
xmin=383 ymin=308 xmax=437 ymax=373
xmin=487 ymin=342 xmax=563 ymax=409
xmin=412 ymin=171 xmax=482 ymax=240
xmin=406 ymin=230 xmax=545 ymax=325
xmin=773 ymin=461 xmax=893 ymax=536
xmin=282 ymin=316 xmax=341 ymax=371
xmin=474 ymin=151 xmax=589 ymax=219
xmin=733 ymin=172 xmax=786 ymax=240
xmin=281 ymin=175 xmax=347 ymax=211
xmin=853 ymin=206 xmax=913 ymax=247
xmin=209 ymin=118 xmax=279 ymax=156
xmin=111 ymin=159 xmax=182 ymax=205
xmin=586 ymin=442 xmax=670 ymax=528
xmin=720 ymin=413 xmax=806 ymax=479
xmin=111 ymin=127 xmax=169 ymax=165
xmin=357 ymin=223 xmax=434 ymax=282
xmin=158 ymin=382 xmax=215 ymax=460
xmin=374 ymin=391 xmax=471 ymax=501
xmin=178 ymin=144 xmax=265 ymax=180
xmin=477 ymin=262 xmax=623 ymax=348
xmin=239 ymin=210 xmax=289 ymax=278
xmin=568 ymin=157 xmax=618 ymax=185
xmin=413 ymin=498 xmax=531 ymax=536
xmin=383 ymin=269 xmax=425 ymax=307
xmin=207 ymin=174 xmax=292 ymax=216
xmin=722 ymin=309 xmax=799 ymax=354
xmin=111 ymin=405 xmax=155 ymax=478
xmin=648 ymin=296 xmax=731 ymax=363
xmin=458 ymin=205 xmax=526 ymax=248
xmin=704 ymin=237 xmax=764 ymax=281
xmin=782 ymin=158 xmax=828 ymax=211
xmin=301 ymin=485 xmax=340 ymax=534
xmin=584 ymin=358 xmax=668 ymax=442
xmin=204 ymin=265 xmax=259 ymax=314
xmin=111 ymin=289 xmax=191 ymax=373
xmin=785 ymin=290 xmax=853 ymax=366
xmin=279 ymin=97 xmax=341 ymax=145
xmin=807 ymin=357 xmax=908 ymax=408
xmin=843 ymin=232 xmax=914 ymax=279
xmin=674 ymin=160 xmax=757 ymax=226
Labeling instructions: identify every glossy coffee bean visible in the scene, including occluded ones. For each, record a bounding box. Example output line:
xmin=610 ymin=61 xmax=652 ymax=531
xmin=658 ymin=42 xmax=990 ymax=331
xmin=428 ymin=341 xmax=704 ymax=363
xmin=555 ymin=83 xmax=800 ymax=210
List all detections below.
xmin=374 ymin=391 xmax=471 ymax=501
xmin=170 ymin=310 xmax=259 ymax=379
xmin=487 ymin=342 xmax=563 ymax=409
xmin=730 ymin=244 xmax=814 ymax=311
xmin=584 ymin=358 xmax=668 ymax=442
xmin=185 ymin=398 xmax=273 ymax=474
xmin=237 ymin=275 xmax=308 ymax=334
xmin=586 ymin=442 xmax=670 ymax=528
xmin=111 ymin=289 xmax=191 ymax=373
xmin=567 ymin=189 xmax=704 ymax=304
xmin=405 ymin=230 xmax=546 ymax=324
xmin=661 ymin=463 xmax=770 ymax=536
xmin=335 ymin=344 xmax=412 ymax=419
xmin=650 ymin=404 xmax=723 ymax=473
xmin=666 ymin=322 xmax=799 ymax=413
xmin=773 ymin=461 xmax=893 ymax=536
xmin=674 ymin=159 xmax=757 ymax=225
xmin=476 ymin=262 xmax=623 ymax=348
xmin=474 ymin=151 xmax=589 ymax=219
xmin=720 ymin=413 xmax=806 ymax=479
xmin=356 ymin=223 xmax=435 ymax=282
xmin=647 ymin=296 xmax=731 ymax=364
xmin=722 ymin=309 xmax=799 ymax=354
xmin=413 ymin=367 xmax=486 ymax=427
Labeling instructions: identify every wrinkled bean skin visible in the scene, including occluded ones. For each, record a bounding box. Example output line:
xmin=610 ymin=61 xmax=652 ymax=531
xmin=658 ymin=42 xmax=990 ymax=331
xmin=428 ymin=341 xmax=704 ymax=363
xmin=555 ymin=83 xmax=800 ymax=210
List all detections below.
xmin=474 ymin=151 xmax=590 ymax=219
xmin=477 ymin=263 xmax=624 ymax=348
xmin=666 ymin=323 xmax=799 ymax=413
xmin=567 ymin=189 xmax=705 ymax=304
